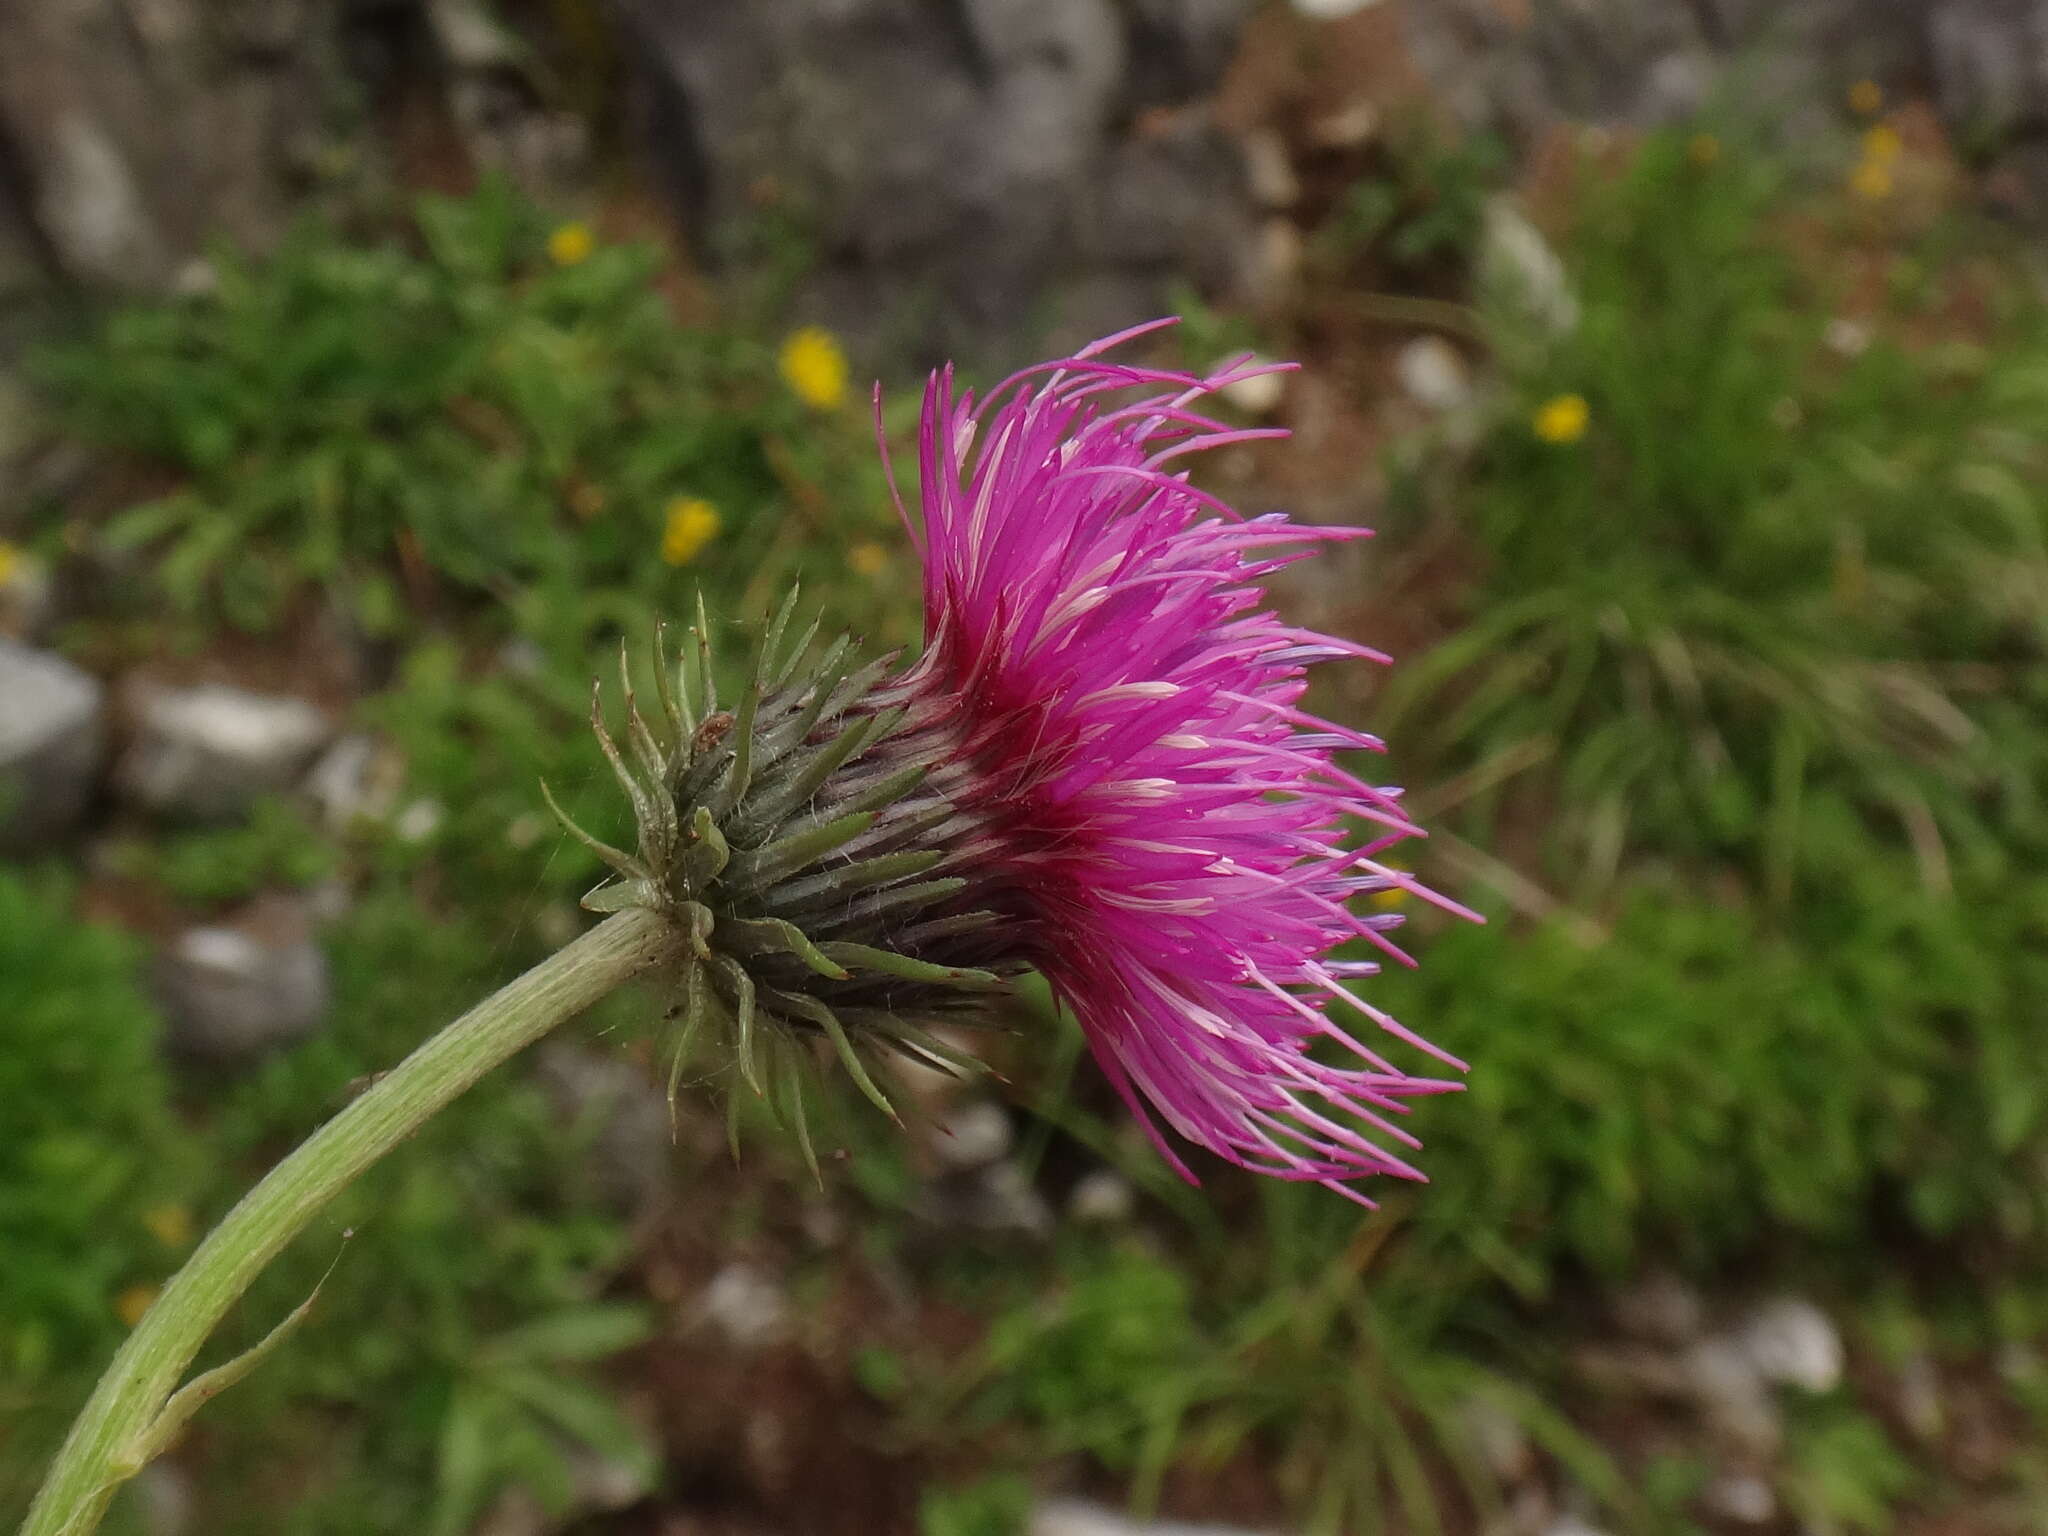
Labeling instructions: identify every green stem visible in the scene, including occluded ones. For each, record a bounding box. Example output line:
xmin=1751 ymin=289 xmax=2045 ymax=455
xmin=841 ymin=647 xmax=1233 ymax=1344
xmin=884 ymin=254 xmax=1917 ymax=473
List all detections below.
xmin=20 ymin=907 xmax=675 ymax=1536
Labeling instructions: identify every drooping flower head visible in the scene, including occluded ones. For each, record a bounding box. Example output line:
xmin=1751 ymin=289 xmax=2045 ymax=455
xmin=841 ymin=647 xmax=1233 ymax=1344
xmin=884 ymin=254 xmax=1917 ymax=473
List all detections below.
xmin=565 ymin=323 xmax=1469 ymax=1200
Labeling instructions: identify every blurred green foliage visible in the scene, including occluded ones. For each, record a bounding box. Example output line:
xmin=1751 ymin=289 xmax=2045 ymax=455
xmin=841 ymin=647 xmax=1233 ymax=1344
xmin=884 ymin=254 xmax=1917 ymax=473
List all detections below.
xmin=35 ymin=178 xmax=902 ymax=653
xmin=9 ymin=134 xmax=2048 ymax=1536
xmin=0 ymin=868 xmax=196 ymax=1387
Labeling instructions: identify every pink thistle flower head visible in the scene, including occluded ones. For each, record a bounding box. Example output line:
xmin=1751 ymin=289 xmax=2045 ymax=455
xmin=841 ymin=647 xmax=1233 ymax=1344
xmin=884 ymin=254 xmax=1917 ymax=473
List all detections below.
xmin=880 ymin=320 xmax=1475 ymax=1199
xmin=568 ymin=322 xmax=1470 ymax=1200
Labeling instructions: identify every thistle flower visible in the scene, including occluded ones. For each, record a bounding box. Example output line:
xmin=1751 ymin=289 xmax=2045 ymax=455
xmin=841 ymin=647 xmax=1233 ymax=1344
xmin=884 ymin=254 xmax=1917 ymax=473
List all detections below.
xmin=563 ymin=323 xmax=1468 ymax=1198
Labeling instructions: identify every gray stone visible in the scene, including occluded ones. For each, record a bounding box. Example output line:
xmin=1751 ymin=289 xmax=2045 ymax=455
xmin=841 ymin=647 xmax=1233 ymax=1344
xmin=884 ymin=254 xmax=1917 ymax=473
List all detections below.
xmin=930 ymin=1098 xmax=1015 ymax=1171
xmin=1067 ymin=1168 xmax=1136 ymax=1224
xmin=1679 ymin=1336 xmax=1780 ymax=1454
xmin=616 ymin=0 xmax=1261 ymax=363
xmin=1030 ymin=1499 xmax=1277 ymax=1536
xmin=118 ymin=682 xmax=330 ymax=822
xmin=1478 ymin=198 xmax=1578 ymax=340
xmin=694 ymin=1261 xmax=791 ymax=1348
xmin=154 ymin=895 xmax=331 ymax=1063
xmin=1735 ymin=1296 xmax=1842 ymax=1394
xmin=1459 ymin=1393 xmax=1536 ymax=1483
xmin=1931 ymin=0 xmax=2048 ymax=143
xmin=0 ymin=639 xmax=105 ymax=852
xmin=1394 ymin=335 xmax=1473 ymax=414
xmin=1702 ymin=1471 xmax=1775 ymax=1526
xmin=1612 ymin=1270 xmax=1705 ymax=1345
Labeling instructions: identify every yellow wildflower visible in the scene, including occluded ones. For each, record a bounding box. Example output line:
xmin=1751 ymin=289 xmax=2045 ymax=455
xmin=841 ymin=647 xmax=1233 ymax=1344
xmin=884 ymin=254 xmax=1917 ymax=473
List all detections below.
xmin=1848 ymin=79 xmax=1883 ymax=116
xmin=779 ymin=326 xmax=849 ymax=411
xmin=848 ymin=541 xmax=888 ymax=577
xmin=1532 ymin=393 xmax=1589 ymax=445
xmin=116 ymin=1285 xmax=158 ymax=1328
xmin=1687 ymin=132 xmax=1721 ymax=167
xmin=547 ymin=222 xmax=595 ymax=267
xmin=1850 ymin=158 xmax=1893 ymax=202
xmin=660 ymin=497 xmax=721 ymax=567
xmin=1370 ymin=864 xmax=1410 ymax=911
xmin=1862 ymin=123 xmax=1903 ymax=165
xmin=143 ymin=1204 xmax=193 ymax=1248
xmin=0 ymin=541 xmax=20 ymax=586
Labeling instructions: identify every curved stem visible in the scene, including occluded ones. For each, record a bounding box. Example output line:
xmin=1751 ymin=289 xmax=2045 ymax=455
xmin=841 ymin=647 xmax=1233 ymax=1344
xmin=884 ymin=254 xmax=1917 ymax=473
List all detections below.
xmin=21 ymin=907 xmax=675 ymax=1536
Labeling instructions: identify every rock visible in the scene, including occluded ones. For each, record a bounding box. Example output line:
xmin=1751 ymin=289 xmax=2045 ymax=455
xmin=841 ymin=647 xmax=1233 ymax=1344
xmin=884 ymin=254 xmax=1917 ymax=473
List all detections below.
xmin=1394 ymin=335 xmax=1473 ymax=414
xmin=1896 ymin=1351 xmax=1943 ymax=1439
xmin=118 ymin=682 xmax=330 ymax=822
xmin=922 ymin=1158 xmax=1055 ymax=1238
xmin=303 ymin=732 xmax=402 ymax=831
xmin=1478 ymin=199 xmax=1578 ymax=340
xmin=1216 ymin=354 xmax=1288 ymax=416
xmin=694 ymin=1262 xmax=790 ymax=1348
xmin=1736 ymin=1297 xmax=1842 ymax=1394
xmin=1030 ymin=1499 xmax=1274 ymax=1536
xmin=1399 ymin=0 xmax=1920 ymax=144
xmin=1241 ymin=127 xmax=1300 ymax=209
xmin=134 ymin=1460 xmax=194 ymax=1536
xmin=0 ymin=639 xmax=105 ymax=852
xmin=615 ymin=0 xmax=1263 ymax=362
xmin=930 ymin=1099 xmax=1015 ymax=1171
xmin=154 ymin=895 xmax=331 ymax=1063
xmin=535 ymin=1044 xmax=674 ymax=1213
xmin=1067 ymin=1168 xmax=1136 ymax=1224
xmin=1930 ymin=0 xmax=2048 ymax=145
xmin=1702 ymin=1471 xmax=1775 ymax=1526
xmin=1460 ymin=1394 xmax=1536 ymax=1484
xmin=1679 ymin=1336 xmax=1780 ymax=1454
xmin=1612 ymin=1271 xmax=1705 ymax=1345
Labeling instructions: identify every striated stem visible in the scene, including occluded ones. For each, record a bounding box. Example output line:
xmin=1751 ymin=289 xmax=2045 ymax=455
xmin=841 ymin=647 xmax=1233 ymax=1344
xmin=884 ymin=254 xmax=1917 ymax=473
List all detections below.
xmin=20 ymin=907 xmax=675 ymax=1536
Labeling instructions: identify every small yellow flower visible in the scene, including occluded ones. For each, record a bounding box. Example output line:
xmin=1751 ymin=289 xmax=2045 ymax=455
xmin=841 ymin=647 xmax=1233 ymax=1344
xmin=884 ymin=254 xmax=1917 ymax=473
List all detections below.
xmin=1532 ymin=393 xmax=1589 ymax=445
xmin=1370 ymin=864 xmax=1410 ymax=911
xmin=779 ymin=326 xmax=849 ymax=411
xmin=1848 ymin=79 xmax=1883 ymax=116
xmin=116 ymin=1285 xmax=158 ymax=1328
xmin=660 ymin=497 xmax=721 ymax=567
xmin=1850 ymin=158 xmax=1893 ymax=202
xmin=0 ymin=541 xmax=20 ymax=587
xmin=547 ymin=222 xmax=595 ymax=267
xmin=143 ymin=1204 xmax=193 ymax=1248
xmin=1687 ymin=132 xmax=1721 ymax=167
xmin=848 ymin=541 xmax=888 ymax=577
xmin=1861 ymin=123 xmax=1903 ymax=165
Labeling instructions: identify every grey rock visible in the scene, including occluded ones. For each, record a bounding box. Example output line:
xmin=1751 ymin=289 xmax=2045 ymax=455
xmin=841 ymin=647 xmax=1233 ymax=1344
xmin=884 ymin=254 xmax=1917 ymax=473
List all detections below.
xmin=1400 ymin=0 xmax=1921 ymax=143
xmin=118 ymin=682 xmax=330 ymax=822
xmin=535 ymin=1043 xmax=674 ymax=1213
xmin=0 ymin=639 xmax=105 ymax=852
xmin=1612 ymin=1270 xmax=1706 ymax=1345
xmin=1702 ymin=1471 xmax=1775 ymax=1526
xmin=1394 ymin=335 xmax=1473 ymax=414
xmin=1031 ymin=1499 xmax=1277 ymax=1536
xmin=694 ymin=1261 xmax=790 ymax=1348
xmin=1067 ymin=1168 xmax=1137 ymax=1224
xmin=1931 ymin=0 xmax=2048 ymax=143
xmin=616 ymin=0 xmax=1261 ymax=363
xmin=930 ymin=1098 xmax=1015 ymax=1171
xmin=1735 ymin=1296 xmax=1842 ymax=1394
xmin=303 ymin=732 xmax=402 ymax=832
xmin=1460 ymin=1393 xmax=1536 ymax=1483
xmin=1478 ymin=198 xmax=1578 ymax=341
xmin=1680 ymin=1336 xmax=1781 ymax=1454
xmin=154 ymin=896 xmax=331 ymax=1063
